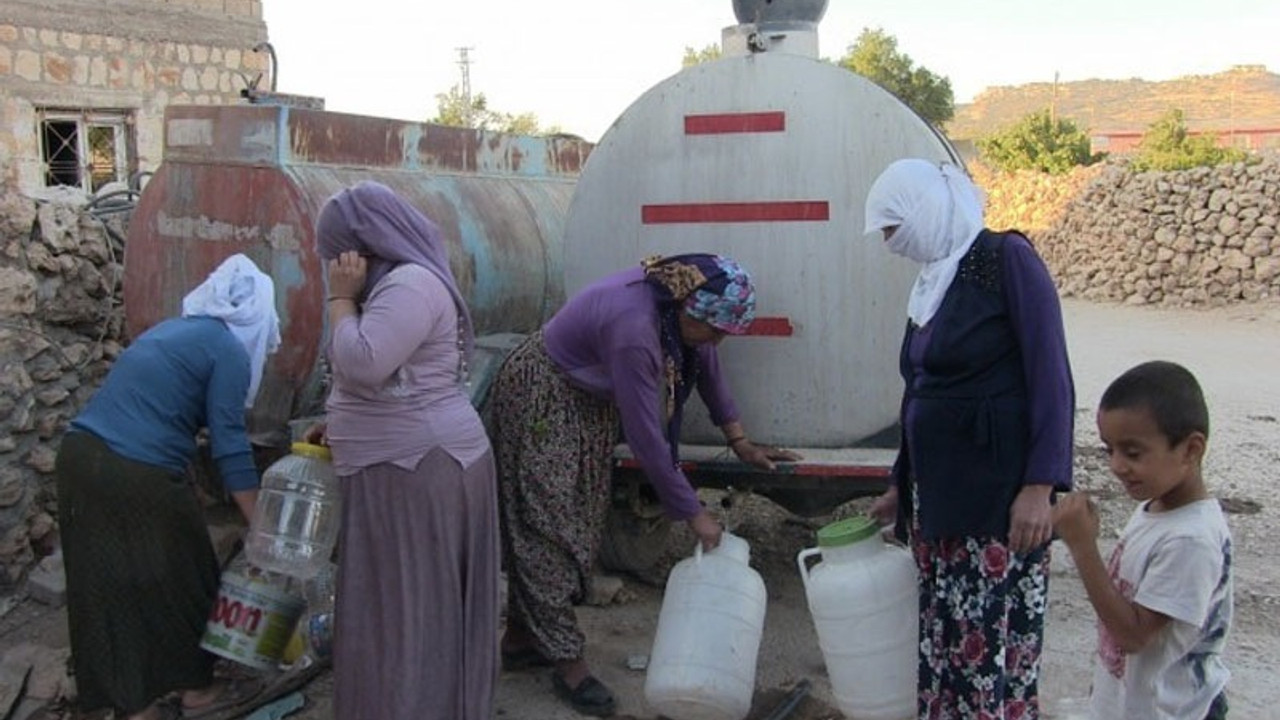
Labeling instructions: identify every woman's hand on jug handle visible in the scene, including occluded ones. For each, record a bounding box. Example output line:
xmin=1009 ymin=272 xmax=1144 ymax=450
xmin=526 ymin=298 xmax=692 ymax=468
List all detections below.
xmin=302 ymin=422 xmax=328 ymax=446
xmin=689 ymin=510 xmax=723 ymax=551
xmin=869 ymin=485 xmax=899 ymax=528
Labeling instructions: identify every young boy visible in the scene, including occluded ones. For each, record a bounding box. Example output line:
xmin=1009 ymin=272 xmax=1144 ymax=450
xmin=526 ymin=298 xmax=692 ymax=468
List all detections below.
xmin=1054 ymin=360 xmax=1232 ymax=720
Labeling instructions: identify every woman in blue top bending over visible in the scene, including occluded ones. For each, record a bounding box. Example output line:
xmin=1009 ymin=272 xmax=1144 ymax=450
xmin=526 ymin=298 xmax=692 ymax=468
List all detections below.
xmin=55 ymin=254 xmax=280 ymax=720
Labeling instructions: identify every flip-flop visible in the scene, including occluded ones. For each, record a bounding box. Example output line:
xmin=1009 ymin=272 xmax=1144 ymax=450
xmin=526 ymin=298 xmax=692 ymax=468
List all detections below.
xmin=181 ymin=677 xmax=265 ymax=718
xmin=501 ymin=645 xmax=554 ymax=672
xmin=551 ymin=672 xmax=616 ymax=718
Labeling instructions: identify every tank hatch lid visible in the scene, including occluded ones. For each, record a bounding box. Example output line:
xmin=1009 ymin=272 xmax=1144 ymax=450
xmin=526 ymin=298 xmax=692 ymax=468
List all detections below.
xmin=732 ymin=0 xmax=829 ymax=27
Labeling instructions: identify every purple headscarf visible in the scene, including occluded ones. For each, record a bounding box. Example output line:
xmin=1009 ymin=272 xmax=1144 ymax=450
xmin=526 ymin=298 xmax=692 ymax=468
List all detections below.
xmin=315 ymin=181 xmax=474 ymax=368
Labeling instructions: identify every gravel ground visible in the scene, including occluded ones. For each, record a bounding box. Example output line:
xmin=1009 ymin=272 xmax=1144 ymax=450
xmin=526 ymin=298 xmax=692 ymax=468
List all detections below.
xmin=2 ymin=297 xmax=1277 ymax=720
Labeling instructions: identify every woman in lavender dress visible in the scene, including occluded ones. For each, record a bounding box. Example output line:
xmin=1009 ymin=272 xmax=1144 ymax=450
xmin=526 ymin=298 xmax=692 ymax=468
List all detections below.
xmin=865 ymin=159 xmax=1075 ymax=720
xmin=314 ymin=182 xmax=498 ymax=720
xmin=490 ymin=253 xmax=797 ymax=717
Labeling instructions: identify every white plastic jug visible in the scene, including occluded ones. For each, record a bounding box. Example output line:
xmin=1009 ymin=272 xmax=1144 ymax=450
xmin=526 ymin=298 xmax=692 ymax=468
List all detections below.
xmin=246 ymin=442 xmax=340 ymax=580
xmin=644 ymin=532 xmax=766 ymax=720
xmin=797 ymin=517 xmax=918 ymax=720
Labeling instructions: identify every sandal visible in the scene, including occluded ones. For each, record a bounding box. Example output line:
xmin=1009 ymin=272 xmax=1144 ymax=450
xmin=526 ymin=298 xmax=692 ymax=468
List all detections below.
xmin=181 ymin=677 xmax=265 ymax=718
xmin=551 ymin=672 xmax=616 ymax=717
xmin=501 ymin=645 xmax=554 ymax=672
xmin=148 ymin=699 xmax=184 ymax=720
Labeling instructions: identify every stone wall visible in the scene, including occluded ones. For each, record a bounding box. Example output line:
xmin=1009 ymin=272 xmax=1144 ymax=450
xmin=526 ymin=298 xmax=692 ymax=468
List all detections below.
xmin=0 ymin=187 xmax=125 ymax=592
xmin=973 ymin=156 xmax=1280 ymax=305
xmin=0 ymin=0 xmax=268 ymax=190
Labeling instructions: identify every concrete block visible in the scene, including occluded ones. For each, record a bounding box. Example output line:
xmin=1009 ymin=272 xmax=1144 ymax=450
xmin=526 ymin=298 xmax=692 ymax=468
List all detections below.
xmin=585 ymin=574 xmax=624 ymax=607
xmin=25 ymin=555 xmax=64 ymax=608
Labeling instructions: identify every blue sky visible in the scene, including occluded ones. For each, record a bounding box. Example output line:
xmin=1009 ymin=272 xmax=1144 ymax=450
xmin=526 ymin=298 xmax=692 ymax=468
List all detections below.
xmin=263 ymin=0 xmax=1279 ymax=141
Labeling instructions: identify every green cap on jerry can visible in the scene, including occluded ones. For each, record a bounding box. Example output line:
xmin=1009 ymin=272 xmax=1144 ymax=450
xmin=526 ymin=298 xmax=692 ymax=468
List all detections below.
xmin=816 ymin=516 xmax=878 ymax=548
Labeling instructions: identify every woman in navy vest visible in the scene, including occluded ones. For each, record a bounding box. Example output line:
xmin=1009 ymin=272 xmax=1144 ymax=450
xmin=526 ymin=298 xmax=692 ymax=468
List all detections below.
xmin=865 ymin=159 xmax=1075 ymax=720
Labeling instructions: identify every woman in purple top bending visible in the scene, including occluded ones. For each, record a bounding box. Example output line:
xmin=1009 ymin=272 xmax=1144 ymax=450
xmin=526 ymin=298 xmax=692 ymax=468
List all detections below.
xmin=490 ymin=253 xmax=797 ymax=716
xmin=314 ymin=182 xmax=499 ymax=720
xmin=865 ymin=159 xmax=1075 ymax=720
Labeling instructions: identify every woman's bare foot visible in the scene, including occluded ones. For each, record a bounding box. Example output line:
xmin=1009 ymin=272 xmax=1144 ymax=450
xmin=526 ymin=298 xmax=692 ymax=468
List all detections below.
xmin=180 ymin=681 xmax=225 ymax=710
xmin=124 ymin=701 xmax=175 ymax=720
xmin=555 ymin=658 xmax=591 ymax=689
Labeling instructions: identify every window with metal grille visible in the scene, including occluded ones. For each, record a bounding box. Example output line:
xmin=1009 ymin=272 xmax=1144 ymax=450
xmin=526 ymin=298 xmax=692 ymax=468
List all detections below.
xmin=38 ymin=109 xmax=134 ymax=192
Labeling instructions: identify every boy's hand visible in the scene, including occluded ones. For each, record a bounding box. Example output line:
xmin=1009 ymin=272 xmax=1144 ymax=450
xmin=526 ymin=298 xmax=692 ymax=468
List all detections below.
xmin=1052 ymin=492 xmax=1100 ymax=548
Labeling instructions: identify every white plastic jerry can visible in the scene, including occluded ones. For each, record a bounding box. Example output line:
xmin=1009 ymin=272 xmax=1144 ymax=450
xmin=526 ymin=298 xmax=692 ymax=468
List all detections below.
xmin=644 ymin=532 xmax=767 ymax=720
xmin=797 ymin=517 xmax=918 ymax=720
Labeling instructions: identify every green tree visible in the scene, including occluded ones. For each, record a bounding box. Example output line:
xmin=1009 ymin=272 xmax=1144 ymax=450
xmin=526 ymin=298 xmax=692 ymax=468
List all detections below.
xmin=1131 ymin=109 xmax=1249 ymax=171
xmin=431 ymin=85 xmax=483 ymax=128
xmin=431 ymin=85 xmax=550 ymax=135
xmin=682 ymin=44 xmax=722 ymax=68
xmin=976 ymin=109 xmax=1102 ymax=174
xmin=838 ymin=28 xmax=954 ymax=125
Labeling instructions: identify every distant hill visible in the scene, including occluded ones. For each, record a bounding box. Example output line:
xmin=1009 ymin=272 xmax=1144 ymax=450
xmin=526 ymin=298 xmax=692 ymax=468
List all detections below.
xmin=945 ymin=65 xmax=1280 ymax=141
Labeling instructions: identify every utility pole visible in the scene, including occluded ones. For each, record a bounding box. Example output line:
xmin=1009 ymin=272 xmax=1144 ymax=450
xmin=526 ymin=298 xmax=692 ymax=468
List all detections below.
xmin=456 ymin=47 xmax=475 ymax=128
xmin=1050 ymin=71 xmax=1059 ymax=124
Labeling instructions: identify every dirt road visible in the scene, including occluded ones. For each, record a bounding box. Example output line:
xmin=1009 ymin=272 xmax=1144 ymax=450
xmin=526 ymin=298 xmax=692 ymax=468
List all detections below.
xmin=2 ymin=297 xmax=1277 ymax=719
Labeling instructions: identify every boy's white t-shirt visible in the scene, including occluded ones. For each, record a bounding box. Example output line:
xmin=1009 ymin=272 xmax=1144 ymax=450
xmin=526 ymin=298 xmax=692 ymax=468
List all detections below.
xmin=1089 ymin=498 xmax=1233 ymax=720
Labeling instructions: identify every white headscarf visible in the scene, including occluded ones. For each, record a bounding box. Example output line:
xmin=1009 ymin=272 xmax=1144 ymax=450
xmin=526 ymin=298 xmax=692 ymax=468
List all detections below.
xmin=182 ymin=253 xmax=282 ymax=407
xmin=864 ymin=159 xmax=986 ymax=326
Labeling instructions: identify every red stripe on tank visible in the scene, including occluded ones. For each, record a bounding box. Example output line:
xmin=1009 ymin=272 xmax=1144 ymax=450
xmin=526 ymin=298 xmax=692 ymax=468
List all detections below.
xmin=684 ymin=111 xmax=787 ymax=134
xmin=743 ymin=317 xmax=794 ymax=337
xmin=641 ymin=201 xmax=829 ymax=224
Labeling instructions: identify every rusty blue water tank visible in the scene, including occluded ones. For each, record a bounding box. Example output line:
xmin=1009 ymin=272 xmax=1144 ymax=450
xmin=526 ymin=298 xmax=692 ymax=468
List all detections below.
xmin=124 ymin=104 xmax=592 ymax=441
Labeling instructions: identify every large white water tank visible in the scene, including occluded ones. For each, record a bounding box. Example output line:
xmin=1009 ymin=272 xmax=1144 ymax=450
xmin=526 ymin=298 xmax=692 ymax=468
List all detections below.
xmin=563 ymin=50 xmax=960 ymax=447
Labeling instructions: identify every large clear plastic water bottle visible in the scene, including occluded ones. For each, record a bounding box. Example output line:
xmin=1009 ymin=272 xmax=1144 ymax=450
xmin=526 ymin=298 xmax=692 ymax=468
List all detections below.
xmin=246 ymin=442 xmax=340 ymax=580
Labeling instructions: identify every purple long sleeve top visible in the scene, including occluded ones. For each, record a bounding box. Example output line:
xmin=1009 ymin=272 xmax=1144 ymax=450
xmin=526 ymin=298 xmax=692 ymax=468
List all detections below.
xmin=325 ymin=264 xmax=489 ymax=476
xmin=897 ymin=230 xmax=1074 ymax=539
xmin=543 ymin=267 xmax=740 ymax=520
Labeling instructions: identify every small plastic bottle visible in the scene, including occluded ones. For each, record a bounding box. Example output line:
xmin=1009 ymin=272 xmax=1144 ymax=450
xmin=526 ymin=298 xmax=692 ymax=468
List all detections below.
xmin=302 ymin=561 xmax=337 ymax=662
xmin=246 ymin=442 xmax=340 ymax=580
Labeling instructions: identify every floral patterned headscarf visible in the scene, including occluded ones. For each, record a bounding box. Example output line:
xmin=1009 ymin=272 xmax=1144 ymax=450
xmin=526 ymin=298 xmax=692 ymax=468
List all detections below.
xmin=641 ymin=253 xmax=756 ymax=462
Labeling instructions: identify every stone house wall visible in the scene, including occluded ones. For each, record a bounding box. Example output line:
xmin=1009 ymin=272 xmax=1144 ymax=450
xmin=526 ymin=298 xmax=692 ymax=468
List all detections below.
xmin=0 ymin=0 xmax=267 ymax=191
xmin=0 ymin=188 xmax=126 ymax=592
